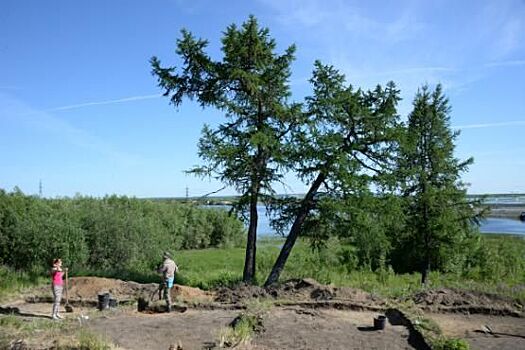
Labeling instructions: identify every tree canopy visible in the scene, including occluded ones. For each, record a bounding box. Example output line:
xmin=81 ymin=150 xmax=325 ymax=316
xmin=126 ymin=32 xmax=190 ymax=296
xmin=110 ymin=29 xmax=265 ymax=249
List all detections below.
xmin=152 ymin=16 xmax=480 ymax=287
xmin=151 ymin=16 xmax=300 ymax=282
xmin=265 ymin=61 xmax=402 ymax=285
xmin=394 ymin=84 xmax=479 ymax=284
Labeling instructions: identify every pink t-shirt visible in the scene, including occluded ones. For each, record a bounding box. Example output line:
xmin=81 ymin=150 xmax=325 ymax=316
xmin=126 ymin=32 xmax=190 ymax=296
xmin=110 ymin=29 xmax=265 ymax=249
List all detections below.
xmin=52 ymin=270 xmax=64 ymax=286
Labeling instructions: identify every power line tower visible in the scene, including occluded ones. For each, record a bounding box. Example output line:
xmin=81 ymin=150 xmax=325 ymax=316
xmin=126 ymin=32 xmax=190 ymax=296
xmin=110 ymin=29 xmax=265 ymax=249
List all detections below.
xmin=39 ymin=179 xmax=43 ymax=198
xmin=185 ymin=186 xmax=189 ymax=202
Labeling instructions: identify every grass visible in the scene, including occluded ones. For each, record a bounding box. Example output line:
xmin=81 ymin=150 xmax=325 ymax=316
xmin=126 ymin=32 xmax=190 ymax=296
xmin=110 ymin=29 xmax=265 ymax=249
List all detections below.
xmin=2 ymin=235 xmax=524 ymax=303
xmin=0 ymin=235 xmax=522 ymax=349
xmin=218 ymin=313 xmax=256 ymax=347
xmin=218 ymin=297 xmax=270 ymax=347
xmin=391 ymin=300 xmax=471 ymax=350
xmin=176 ymin=246 xmax=247 ymax=289
xmin=209 ymin=236 xmax=523 ymax=304
xmin=173 ymin=236 xmax=525 ymax=303
xmin=0 ymin=313 xmax=118 ymax=349
xmin=0 ymin=265 xmax=48 ymax=302
xmin=77 ymin=329 xmax=116 ymax=350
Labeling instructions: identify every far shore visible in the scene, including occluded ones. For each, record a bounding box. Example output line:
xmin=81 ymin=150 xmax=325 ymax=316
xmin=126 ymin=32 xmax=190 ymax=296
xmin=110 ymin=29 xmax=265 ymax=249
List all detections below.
xmin=487 ymin=204 xmax=525 ymax=220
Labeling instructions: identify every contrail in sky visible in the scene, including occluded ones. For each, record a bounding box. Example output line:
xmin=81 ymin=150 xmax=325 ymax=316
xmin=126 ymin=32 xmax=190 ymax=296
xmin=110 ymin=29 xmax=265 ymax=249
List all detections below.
xmin=483 ymin=60 xmax=525 ymax=68
xmin=454 ymin=120 xmax=525 ymax=129
xmin=46 ymin=94 xmax=161 ymax=112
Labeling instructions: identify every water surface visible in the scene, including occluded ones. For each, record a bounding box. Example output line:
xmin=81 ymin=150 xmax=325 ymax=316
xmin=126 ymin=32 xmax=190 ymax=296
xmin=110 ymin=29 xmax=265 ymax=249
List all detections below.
xmin=207 ymin=205 xmax=525 ymax=236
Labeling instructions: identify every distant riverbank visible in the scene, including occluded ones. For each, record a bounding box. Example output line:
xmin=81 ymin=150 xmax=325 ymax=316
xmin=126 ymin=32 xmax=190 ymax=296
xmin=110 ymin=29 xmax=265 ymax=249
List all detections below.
xmin=205 ymin=204 xmax=525 ymax=237
xmin=486 ymin=203 xmax=525 ymax=220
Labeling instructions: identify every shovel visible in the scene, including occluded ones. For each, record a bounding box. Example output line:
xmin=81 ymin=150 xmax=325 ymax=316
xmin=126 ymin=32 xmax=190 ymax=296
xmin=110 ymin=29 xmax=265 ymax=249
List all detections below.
xmin=64 ymin=268 xmax=74 ymax=313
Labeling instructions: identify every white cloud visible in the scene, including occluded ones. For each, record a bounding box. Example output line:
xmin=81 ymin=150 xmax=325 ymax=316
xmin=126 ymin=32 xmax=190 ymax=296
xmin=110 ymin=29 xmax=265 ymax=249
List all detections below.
xmin=0 ymin=93 xmax=144 ymax=166
xmin=484 ymin=59 xmax=525 ymax=68
xmin=46 ymin=94 xmax=160 ymax=112
xmin=261 ymin=0 xmax=424 ymax=44
xmin=476 ymin=1 xmax=525 ymax=59
xmin=453 ymin=120 xmax=525 ymax=130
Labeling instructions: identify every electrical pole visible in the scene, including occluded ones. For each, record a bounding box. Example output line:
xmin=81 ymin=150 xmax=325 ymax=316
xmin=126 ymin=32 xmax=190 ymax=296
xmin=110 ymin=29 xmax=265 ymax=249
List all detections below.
xmin=185 ymin=186 xmax=189 ymax=202
xmin=39 ymin=179 xmax=43 ymax=198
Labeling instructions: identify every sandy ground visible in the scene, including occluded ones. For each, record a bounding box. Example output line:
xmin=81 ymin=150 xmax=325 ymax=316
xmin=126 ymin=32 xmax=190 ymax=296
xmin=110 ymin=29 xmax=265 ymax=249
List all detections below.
xmin=250 ymin=308 xmax=415 ymax=350
xmin=430 ymin=312 xmax=525 ymax=350
xmin=0 ymin=302 xmax=417 ymax=350
xmin=87 ymin=308 xmax=238 ymax=350
xmin=85 ymin=307 xmax=419 ymax=350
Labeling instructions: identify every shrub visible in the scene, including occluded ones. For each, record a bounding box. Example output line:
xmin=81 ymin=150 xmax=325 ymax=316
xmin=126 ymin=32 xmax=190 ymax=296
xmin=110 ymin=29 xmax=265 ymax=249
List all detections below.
xmin=0 ymin=189 xmax=246 ymax=273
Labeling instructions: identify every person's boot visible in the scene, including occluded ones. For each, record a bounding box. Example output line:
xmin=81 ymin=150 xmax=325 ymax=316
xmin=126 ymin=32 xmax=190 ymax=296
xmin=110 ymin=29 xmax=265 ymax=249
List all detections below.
xmin=52 ymin=305 xmax=59 ymax=320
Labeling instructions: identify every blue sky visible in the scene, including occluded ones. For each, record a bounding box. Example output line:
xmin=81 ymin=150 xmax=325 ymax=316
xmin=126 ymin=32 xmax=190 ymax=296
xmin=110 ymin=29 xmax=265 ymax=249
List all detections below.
xmin=1 ymin=0 xmax=524 ymax=197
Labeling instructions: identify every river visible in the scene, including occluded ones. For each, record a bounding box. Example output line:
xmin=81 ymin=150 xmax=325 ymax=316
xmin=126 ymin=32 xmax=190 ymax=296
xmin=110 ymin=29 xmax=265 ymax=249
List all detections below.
xmin=479 ymin=217 xmax=525 ymax=235
xmin=208 ymin=205 xmax=525 ymax=237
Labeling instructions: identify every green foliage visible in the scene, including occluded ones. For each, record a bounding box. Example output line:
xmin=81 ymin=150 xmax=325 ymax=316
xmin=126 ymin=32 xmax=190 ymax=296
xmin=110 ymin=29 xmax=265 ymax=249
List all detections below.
xmin=219 ymin=299 xmax=269 ymax=347
xmin=175 ymin=247 xmax=246 ymax=289
xmin=152 ymin=15 xmax=300 ymax=282
xmin=219 ymin=314 xmax=256 ymax=347
xmin=462 ymin=234 xmax=525 ymax=283
xmin=312 ymin=194 xmax=404 ymax=271
xmin=0 ymin=188 xmax=88 ymax=271
xmin=77 ymin=330 xmax=113 ymax=350
xmin=0 ymin=314 xmax=115 ymax=350
xmin=2 ymin=233 xmax=524 ymax=308
xmin=264 ymin=61 xmax=403 ymax=285
xmin=432 ymin=337 xmax=470 ymax=350
xmin=0 ymin=265 xmax=47 ymax=301
xmin=393 ymin=85 xmax=480 ymax=281
xmin=0 ymin=189 xmax=245 ymax=275
xmin=0 ymin=315 xmax=25 ymax=329
xmin=167 ymin=236 xmax=525 ymax=303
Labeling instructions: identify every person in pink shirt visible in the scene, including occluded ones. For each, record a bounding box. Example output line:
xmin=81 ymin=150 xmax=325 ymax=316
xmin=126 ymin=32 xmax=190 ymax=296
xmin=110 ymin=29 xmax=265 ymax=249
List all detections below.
xmin=50 ymin=258 xmax=67 ymax=320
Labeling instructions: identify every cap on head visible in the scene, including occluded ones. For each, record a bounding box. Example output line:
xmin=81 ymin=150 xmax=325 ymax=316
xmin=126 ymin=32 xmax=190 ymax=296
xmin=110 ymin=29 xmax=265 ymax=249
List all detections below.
xmin=163 ymin=251 xmax=172 ymax=259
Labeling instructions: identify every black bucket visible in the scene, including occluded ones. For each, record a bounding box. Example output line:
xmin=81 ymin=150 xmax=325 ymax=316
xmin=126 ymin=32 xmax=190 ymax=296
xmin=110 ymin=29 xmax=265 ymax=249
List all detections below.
xmin=137 ymin=297 xmax=148 ymax=312
xmin=109 ymin=298 xmax=118 ymax=308
xmin=374 ymin=315 xmax=386 ymax=330
xmin=97 ymin=293 xmax=110 ymax=310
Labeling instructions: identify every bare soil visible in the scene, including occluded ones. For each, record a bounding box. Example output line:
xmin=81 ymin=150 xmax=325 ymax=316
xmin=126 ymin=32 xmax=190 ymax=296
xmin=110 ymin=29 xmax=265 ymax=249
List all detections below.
xmin=250 ymin=308 xmax=416 ymax=350
xmin=430 ymin=312 xmax=525 ymax=350
xmin=90 ymin=307 xmax=420 ymax=350
xmin=2 ymin=277 xmax=524 ymax=350
xmin=216 ymin=278 xmax=385 ymax=307
xmin=409 ymin=288 xmax=523 ymax=316
xmin=25 ymin=277 xmax=213 ymax=305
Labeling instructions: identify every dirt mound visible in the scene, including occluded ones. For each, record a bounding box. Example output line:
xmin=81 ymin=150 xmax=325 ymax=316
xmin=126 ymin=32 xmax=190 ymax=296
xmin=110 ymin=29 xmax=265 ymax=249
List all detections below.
xmin=268 ymin=278 xmax=383 ymax=304
xmin=68 ymin=277 xmax=157 ymax=301
xmin=412 ymin=288 xmax=511 ymax=307
xmin=215 ymin=283 xmax=268 ymax=303
xmin=215 ymin=278 xmax=384 ymax=306
xmin=410 ymin=288 xmax=523 ymax=315
xmin=172 ymin=284 xmax=214 ymax=303
xmin=62 ymin=277 xmax=213 ymax=304
xmin=267 ymin=278 xmax=336 ymax=300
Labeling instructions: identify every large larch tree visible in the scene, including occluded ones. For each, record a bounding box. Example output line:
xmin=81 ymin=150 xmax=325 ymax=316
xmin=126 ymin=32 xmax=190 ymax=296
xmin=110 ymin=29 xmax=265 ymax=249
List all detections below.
xmin=151 ymin=16 xmax=299 ymax=283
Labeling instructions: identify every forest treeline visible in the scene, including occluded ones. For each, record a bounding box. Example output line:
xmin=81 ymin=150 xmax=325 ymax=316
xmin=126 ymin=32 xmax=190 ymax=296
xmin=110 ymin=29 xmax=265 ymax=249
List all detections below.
xmin=0 ymin=188 xmax=523 ymax=289
xmin=0 ymin=189 xmax=245 ymax=272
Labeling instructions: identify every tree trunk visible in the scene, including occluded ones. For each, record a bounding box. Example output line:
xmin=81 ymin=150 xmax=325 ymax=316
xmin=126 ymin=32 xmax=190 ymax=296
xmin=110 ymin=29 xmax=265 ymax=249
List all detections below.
xmin=243 ymin=191 xmax=259 ymax=283
xmin=264 ymin=173 xmax=326 ymax=286
xmin=421 ymin=256 xmax=430 ymax=285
